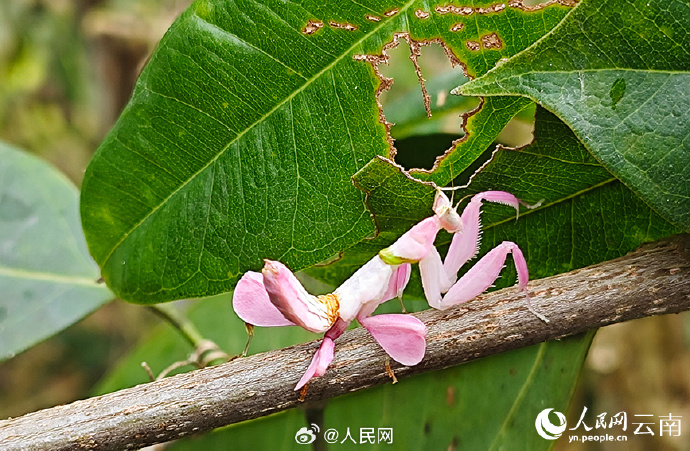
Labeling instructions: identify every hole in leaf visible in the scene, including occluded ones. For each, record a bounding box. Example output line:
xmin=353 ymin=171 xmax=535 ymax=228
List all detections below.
xmin=376 ymin=41 xmax=478 ymax=170
xmin=512 ymin=0 xmax=579 ymax=10
xmin=449 ymin=103 xmax=536 ymax=187
xmin=495 ymin=102 xmax=536 ymax=147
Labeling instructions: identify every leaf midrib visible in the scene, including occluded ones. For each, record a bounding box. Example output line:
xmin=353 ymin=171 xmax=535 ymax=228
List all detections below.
xmin=375 ymin=176 xmax=617 ymax=224
xmin=487 ymin=342 xmax=547 ymax=451
xmin=0 ymin=266 xmax=104 ymax=287
xmin=460 ymin=68 xmax=688 ymax=96
xmin=99 ymin=0 xmax=418 ymax=268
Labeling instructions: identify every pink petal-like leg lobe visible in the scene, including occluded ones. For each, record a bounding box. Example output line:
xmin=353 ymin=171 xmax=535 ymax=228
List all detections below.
xmin=393 ymin=263 xmax=412 ymax=299
xmin=295 ymin=337 xmax=335 ymax=390
xmin=232 ymin=272 xmax=295 ymax=327
xmin=358 ymin=314 xmax=427 ymax=366
xmin=262 ymin=260 xmax=337 ymax=333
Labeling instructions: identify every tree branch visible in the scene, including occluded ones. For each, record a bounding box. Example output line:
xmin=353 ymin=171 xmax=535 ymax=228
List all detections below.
xmin=2 ymin=235 xmax=689 ymax=450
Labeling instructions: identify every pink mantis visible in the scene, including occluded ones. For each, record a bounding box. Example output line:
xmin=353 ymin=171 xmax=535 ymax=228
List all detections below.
xmin=232 ymin=189 xmax=545 ymax=390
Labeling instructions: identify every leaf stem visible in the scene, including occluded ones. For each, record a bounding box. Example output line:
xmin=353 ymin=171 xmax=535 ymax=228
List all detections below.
xmin=146 ymin=304 xmax=229 ymax=373
xmin=147 ymin=303 xmax=204 ymax=348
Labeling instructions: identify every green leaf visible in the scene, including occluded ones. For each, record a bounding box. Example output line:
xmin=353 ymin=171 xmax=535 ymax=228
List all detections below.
xmin=456 ymin=0 xmax=690 ymax=231
xmin=80 ymin=0 xmax=575 ymax=304
xmin=0 ymin=142 xmax=112 ymax=361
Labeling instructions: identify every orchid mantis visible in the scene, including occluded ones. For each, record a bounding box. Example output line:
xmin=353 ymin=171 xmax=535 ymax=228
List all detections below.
xmin=232 ymin=189 xmax=544 ymax=390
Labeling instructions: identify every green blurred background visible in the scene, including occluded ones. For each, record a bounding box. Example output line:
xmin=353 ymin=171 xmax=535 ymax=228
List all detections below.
xmin=0 ymin=1 xmax=687 ymax=450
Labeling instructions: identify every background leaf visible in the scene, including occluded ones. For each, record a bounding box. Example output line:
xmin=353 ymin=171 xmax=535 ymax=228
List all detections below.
xmin=0 ymin=142 xmax=113 ymax=361
xmin=80 ymin=0 xmax=575 ymax=304
xmin=457 ymin=0 xmax=690 ymax=230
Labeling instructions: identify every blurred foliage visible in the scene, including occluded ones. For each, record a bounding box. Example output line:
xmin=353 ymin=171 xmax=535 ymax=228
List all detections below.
xmin=0 ymin=0 xmax=189 ymax=183
xmin=0 ymin=0 xmax=100 ymax=182
xmin=558 ymin=314 xmax=690 ymax=451
xmin=0 ymin=0 xmax=192 ymax=419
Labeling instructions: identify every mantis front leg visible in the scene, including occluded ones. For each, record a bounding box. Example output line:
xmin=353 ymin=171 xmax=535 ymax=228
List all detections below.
xmin=420 ymin=190 xmax=548 ymax=322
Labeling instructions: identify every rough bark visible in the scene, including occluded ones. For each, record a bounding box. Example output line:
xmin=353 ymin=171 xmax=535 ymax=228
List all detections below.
xmin=1 ymin=235 xmax=689 ymax=450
